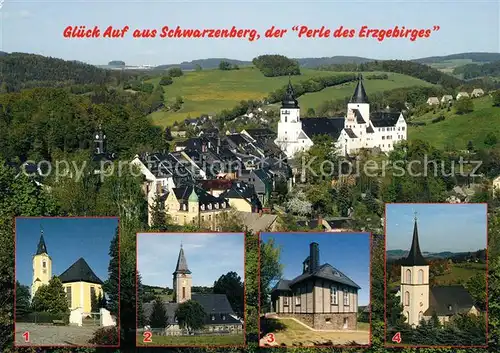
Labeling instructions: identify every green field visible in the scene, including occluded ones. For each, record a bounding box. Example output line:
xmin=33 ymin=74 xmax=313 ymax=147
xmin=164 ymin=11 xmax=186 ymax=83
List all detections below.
xmin=409 ymin=95 xmax=500 ymax=150
xmin=148 ymin=67 xmax=432 ymax=127
xmin=137 ymin=333 xmax=245 ymax=346
xmin=297 ymin=72 xmax=433 ymax=111
xmin=428 ymin=59 xmax=475 ymax=73
xmin=433 ymin=262 xmax=486 ymax=285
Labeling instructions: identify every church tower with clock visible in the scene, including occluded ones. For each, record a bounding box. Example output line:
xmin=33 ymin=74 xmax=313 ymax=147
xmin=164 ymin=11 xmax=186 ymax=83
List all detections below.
xmin=400 ymin=214 xmax=430 ymax=327
xmin=173 ymin=244 xmax=192 ymax=303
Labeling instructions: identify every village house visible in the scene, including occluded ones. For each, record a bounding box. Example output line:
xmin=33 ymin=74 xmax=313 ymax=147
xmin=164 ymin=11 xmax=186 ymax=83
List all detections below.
xmin=493 ymin=176 xmax=500 ymax=193
xmin=426 ymin=97 xmax=440 ymax=106
xmin=456 ymin=92 xmax=470 ymax=100
xmin=440 ymin=95 xmax=453 ymax=104
xmin=471 ymin=88 xmax=485 ymax=98
xmin=271 ymin=242 xmax=361 ymax=330
xmin=399 ymin=215 xmax=479 ymax=326
xmin=219 ymin=181 xmax=262 ymax=213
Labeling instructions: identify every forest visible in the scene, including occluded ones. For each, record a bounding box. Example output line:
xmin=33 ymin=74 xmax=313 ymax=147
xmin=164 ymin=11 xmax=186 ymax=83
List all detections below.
xmin=252 ymin=55 xmax=301 ymax=77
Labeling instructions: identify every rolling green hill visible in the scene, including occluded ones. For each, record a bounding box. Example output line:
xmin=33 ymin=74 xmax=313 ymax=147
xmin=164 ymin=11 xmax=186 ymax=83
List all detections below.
xmin=148 ymin=67 xmax=433 ymax=126
xmin=409 ymin=95 xmax=500 ymax=150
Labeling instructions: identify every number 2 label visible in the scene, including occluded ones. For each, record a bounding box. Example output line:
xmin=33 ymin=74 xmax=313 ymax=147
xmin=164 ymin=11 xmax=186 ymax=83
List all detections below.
xmin=143 ymin=331 xmax=152 ymax=343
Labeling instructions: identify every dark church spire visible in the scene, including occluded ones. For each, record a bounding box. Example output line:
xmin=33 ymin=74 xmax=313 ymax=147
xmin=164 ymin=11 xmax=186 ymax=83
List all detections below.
xmin=36 ymin=226 xmax=48 ymax=255
xmin=94 ymin=124 xmax=106 ymax=155
xmin=401 ymin=213 xmax=427 ymax=266
xmin=173 ymin=244 xmax=191 ymax=275
xmin=281 ymin=75 xmax=299 ymax=109
xmin=350 ymin=74 xmax=369 ymax=104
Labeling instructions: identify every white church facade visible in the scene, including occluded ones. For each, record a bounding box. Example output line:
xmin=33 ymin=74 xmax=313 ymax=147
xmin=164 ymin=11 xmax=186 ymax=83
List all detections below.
xmin=399 ymin=215 xmax=479 ymax=327
xmin=274 ymin=75 xmax=408 ymax=159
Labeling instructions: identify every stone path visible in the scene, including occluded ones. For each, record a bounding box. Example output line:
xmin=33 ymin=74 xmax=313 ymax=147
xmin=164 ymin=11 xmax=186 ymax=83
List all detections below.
xmin=15 ymin=323 xmax=99 ymax=346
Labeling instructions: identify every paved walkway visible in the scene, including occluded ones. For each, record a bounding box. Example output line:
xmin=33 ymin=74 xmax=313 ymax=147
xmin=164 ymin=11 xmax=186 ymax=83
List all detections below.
xmin=15 ymin=323 xmax=99 ymax=346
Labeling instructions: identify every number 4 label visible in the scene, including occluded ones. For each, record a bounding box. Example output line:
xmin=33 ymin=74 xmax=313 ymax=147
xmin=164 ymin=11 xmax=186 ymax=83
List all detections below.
xmin=143 ymin=331 xmax=152 ymax=343
xmin=392 ymin=331 xmax=402 ymax=344
xmin=23 ymin=331 xmax=29 ymax=342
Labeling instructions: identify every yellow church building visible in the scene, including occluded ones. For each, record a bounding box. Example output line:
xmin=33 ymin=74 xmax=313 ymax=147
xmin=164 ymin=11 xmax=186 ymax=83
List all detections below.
xmin=32 ymin=232 xmax=104 ymax=315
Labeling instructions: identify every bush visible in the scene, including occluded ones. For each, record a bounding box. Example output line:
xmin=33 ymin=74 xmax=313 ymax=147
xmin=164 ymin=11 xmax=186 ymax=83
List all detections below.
xmin=167 ymin=67 xmax=183 ymax=77
xmin=88 ymin=326 xmax=119 ymax=345
xmin=16 ymin=311 xmax=67 ymax=324
xmin=159 ymin=76 xmax=173 ymax=86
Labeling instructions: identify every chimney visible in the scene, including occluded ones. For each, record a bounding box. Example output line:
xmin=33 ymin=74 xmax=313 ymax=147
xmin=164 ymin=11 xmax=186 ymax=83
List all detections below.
xmin=309 ymin=242 xmax=319 ymax=273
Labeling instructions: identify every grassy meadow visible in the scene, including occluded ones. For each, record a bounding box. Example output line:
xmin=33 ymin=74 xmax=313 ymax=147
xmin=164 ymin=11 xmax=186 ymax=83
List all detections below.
xmin=147 ymin=67 xmax=432 ymax=127
xmin=409 ymin=95 xmax=500 ymax=150
xmin=433 ymin=262 xmax=486 ymax=285
xmin=137 ymin=333 xmax=245 ymax=346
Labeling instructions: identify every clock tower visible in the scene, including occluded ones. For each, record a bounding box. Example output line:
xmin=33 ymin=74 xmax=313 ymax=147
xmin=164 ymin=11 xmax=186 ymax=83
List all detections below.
xmin=173 ymin=244 xmax=192 ymax=303
xmin=400 ymin=214 xmax=429 ymax=327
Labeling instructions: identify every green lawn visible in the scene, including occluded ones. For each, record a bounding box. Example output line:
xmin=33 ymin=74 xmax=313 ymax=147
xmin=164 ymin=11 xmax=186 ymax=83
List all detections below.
xmin=297 ymin=72 xmax=433 ymax=111
xmin=147 ymin=67 xmax=432 ymax=127
xmin=409 ymin=95 xmax=500 ymax=150
xmin=137 ymin=333 xmax=245 ymax=346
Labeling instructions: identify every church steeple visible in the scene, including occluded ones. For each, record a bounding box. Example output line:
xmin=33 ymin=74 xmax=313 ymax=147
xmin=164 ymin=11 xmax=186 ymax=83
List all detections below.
xmin=173 ymin=244 xmax=191 ymax=275
xmin=94 ymin=124 xmax=106 ymax=155
xmin=401 ymin=214 xmax=427 ymax=266
xmin=350 ymin=74 xmax=369 ymax=104
xmin=36 ymin=227 xmax=48 ymax=255
xmin=281 ymin=76 xmax=299 ymax=109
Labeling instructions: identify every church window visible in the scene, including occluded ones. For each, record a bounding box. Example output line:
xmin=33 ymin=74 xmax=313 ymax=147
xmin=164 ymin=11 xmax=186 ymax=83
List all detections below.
xmin=182 ymin=287 xmax=186 ymax=299
xmin=90 ymin=287 xmax=96 ymax=309
xmin=418 ymin=311 xmax=423 ymax=322
xmin=66 ymin=286 xmax=72 ymax=306
xmin=295 ymin=288 xmax=301 ymax=305
xmin=402 ymin=127 xmax=405 ymax=131
xmin=406 ymin=269 xmax=411 ymax=283
xmin=284 ymin=296 xmax=289 ymax=306
xmin=285 ymin=117 xmax=287 ymax=122
xmin=418 ymin=270 xmax=424 ymax=284
xmin=404 ymin=291 xmax=410 ymax=306
xmin=405 ymin=311 xmax=409 ymax=322
xmin=343 ymin=289 xmax=349 ymax=306
xmin=382 ymin=136 xmax=385 ymax=140
xmin=42 ymin=261 xmax=46 ymax=268
xmin=331 ymin=285 xmax=338 ymax=305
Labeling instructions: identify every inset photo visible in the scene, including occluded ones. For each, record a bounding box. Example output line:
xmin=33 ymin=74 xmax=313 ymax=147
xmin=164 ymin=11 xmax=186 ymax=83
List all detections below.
xmin=136 ymin=232 xmax=245 ymax=348
xmin=259 ymin=232 xmax=371 ymax=348
xmin=14 ymin=217 xmax=120 ymax=347
xmin=385 ymin=203 xmax=488 ymax=348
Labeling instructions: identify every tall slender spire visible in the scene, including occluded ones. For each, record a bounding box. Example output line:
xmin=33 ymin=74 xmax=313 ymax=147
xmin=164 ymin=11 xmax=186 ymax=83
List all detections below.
xmin=350 ymin=73 xmax=369 ymax=104
xmin=401 ymin=215 xmax=427 ymax=266
xmin=173 ymin=244 xmax=191 ymax=274
xmin=281 ymin=75 xmax=299 ymax=108
xmin=36 ymin=225 xmax=48 ymax=255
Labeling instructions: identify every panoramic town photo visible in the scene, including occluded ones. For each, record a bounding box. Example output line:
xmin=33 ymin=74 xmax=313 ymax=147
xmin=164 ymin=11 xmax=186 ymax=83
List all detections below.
xmin=385 ymin=203 xmax=488 ymax=347
xmin=259 ymin=232 xmax=371 ymax=347
xmin=14 ymin=217 xmax=119 ymax=347
xmin=136 ymin=232 xmax=245 ymax=347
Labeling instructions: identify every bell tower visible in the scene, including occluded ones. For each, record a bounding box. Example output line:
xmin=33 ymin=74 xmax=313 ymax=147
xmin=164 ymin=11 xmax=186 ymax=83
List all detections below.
xmin=31 ymin=226 xmax=52 ymax=299
xmin=275 ymin=76 xmax=303 ymax=158
xmin=400 ymin=213 xmax=430 ymax=327
xmin=173 ymin=243 xmax=192 ymax=303
xmin=94 ymin=125 xmax=106 ymax=155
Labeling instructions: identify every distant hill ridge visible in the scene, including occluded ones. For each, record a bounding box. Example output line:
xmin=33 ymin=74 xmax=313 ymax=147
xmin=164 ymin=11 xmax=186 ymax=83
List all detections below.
xmin=386 ymin=249 xmax=486 ymax=261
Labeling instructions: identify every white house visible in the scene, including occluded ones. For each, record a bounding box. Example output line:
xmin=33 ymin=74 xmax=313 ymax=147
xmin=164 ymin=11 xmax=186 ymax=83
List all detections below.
xmin=274 ymin=75 xmax=407 ymax=159
xmin=456 ymin=92 xmax=470 ymax=100
xmin=426 ymin=97 xmax=439 ymax=106
xmin=441 ymin=95 xmax=453 ymax=104
xmin=471 ymin=88 xmax=485 ymax=98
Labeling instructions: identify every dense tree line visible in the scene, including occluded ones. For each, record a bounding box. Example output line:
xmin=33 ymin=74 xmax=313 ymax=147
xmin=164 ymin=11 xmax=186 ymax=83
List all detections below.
xmin=0 ymin=53 xmax=132 ymax=92
xmin=252 ymin=55 xmax=300 ymax=77
xmin=219 ymin=60 xmax=239 ymax=70
xmin=453 ymin=60 xmax=500 ymax=79
xmin=266 ymin=74 xmax=357 ymax=104
xmin=0 ymin=87 xmax=166 ymax=162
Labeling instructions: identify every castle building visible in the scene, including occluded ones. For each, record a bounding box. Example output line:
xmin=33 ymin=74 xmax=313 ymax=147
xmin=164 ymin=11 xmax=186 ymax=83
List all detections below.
xmin=143 ymin=245 xmax=243 ymax=335
xmin=271 ymin=242 xmax=361 ymax=330
xmin=399 ymin=215 xmax=479 ymax=327
xmin=274 ymin=75 xmax=408 ymax=159
xmin=32 ymin=231 xmax=104 ymax=315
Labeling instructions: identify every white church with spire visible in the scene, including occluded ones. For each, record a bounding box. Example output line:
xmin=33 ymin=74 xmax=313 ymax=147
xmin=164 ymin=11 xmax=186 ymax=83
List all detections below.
xmin=274 ymin=75 xmax=408 ymax=159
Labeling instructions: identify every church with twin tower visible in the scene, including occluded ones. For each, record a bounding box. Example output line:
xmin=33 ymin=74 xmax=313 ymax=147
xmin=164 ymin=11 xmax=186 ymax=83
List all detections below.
xmin=274 ymin=74 xmax=408 ymax=159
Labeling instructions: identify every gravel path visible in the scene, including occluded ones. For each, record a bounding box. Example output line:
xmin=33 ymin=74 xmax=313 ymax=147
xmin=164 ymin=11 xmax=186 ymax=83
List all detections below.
xmin=15 ymin=323 xmax=99 ymax=346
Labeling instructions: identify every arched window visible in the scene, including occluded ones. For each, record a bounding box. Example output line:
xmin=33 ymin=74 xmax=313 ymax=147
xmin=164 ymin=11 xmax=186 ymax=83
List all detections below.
xmin=418 ymin=269 xmax=424 ymax=284
xmin=404 ymin=291 xmax=410 ymax=306
xmin=418 ymin=311 xmax=423 ymax=322
xmin=405 ymin=269 xmax=411 ymax=283
xmin=404 ymin=311 xmax=409 ymax=322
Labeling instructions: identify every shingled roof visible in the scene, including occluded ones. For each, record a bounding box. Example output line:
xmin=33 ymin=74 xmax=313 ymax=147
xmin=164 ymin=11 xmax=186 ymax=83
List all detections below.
xmin=350 ymin=74 xmax=369 ymax=104
xmin=36 ymin=232 xmax=48 ymax=255
xmin=302 ymin=117 xmax=345 ymax=140
xmin=400 ymin=218 xmax=427 ymax=266
xmin=424 ymin=285 xmax=476 ymax=316
xmin=58 ymin=257 xmax=103 ymax=285
xmin=173 ymin=246 xmax=191 ymax=275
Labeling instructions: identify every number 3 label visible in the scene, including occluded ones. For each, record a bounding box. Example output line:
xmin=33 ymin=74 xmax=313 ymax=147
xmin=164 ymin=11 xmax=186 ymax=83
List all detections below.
xmin=143 ymin=331 xmax=152 ymax=343
xmin=266 ymin=333 xmax=275 ymax=343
